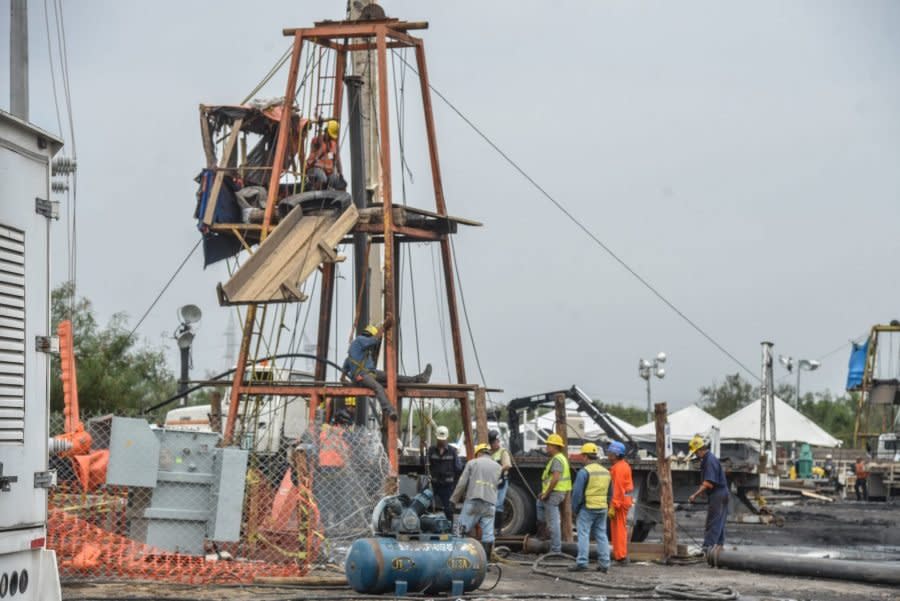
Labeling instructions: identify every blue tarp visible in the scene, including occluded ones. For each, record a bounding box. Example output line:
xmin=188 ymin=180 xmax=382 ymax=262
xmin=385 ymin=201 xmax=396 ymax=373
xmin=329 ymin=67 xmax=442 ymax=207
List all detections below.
xmin=195 ymin=169 xmax=243 ymax=267
xmin=846 ymin=339 xmax=869 ymax=390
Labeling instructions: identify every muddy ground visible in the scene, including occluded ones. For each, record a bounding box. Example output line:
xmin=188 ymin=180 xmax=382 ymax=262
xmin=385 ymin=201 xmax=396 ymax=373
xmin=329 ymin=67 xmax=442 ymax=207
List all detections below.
xmin=62 ymin=500 xmax=900 ymax=601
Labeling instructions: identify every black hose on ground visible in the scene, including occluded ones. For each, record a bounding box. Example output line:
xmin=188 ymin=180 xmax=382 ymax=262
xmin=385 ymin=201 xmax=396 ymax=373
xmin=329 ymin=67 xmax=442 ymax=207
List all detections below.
xmin=529 ymin=552 xmax=739 ymax=601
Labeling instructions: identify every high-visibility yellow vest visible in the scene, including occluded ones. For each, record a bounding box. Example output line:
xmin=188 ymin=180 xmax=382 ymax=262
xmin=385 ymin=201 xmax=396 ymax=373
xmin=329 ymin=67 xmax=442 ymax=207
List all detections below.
xmin=583 ymin=462 xmax=611 ymax=510
xmin=542 ymin=453 xmax=572 ymax=494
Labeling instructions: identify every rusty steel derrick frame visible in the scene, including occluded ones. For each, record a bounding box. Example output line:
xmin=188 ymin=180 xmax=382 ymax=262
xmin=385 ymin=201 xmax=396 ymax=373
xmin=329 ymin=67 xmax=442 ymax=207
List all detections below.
xmin=852 ymin=323 xmax=900 ymax=447
xmin=222 ymin=18 xmax=473 ymax=474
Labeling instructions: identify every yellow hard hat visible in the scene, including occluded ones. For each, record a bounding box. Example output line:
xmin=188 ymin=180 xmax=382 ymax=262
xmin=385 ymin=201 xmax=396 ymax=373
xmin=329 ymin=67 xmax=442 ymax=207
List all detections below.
xmin=364 ymin=324 xmax=379 ymax=336
xmin=545 ymin=433 xmax=564 ymax=448
xmin=688 ymin=435 xmax=706 ymax=454
xmin=473 ymin=443 xmax=490 ymax=455
xmin=580 ymin=442 xmax=599 ymax=455
xmin=326 ymin=119 xmax=339 ymax=139
xmin=345 ymin=396 xmax=356 ymax=407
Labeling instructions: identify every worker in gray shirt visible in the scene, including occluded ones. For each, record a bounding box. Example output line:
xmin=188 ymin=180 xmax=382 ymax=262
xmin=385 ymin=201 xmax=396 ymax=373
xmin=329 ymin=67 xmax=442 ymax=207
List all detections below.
xmin=451 ymin=443 xmax=502 ymax=561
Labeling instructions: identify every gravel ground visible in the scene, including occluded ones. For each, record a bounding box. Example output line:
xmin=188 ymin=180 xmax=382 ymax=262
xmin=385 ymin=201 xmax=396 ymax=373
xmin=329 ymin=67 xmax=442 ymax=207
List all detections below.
xmin=62 ymin=500 xmax=900 ymax=601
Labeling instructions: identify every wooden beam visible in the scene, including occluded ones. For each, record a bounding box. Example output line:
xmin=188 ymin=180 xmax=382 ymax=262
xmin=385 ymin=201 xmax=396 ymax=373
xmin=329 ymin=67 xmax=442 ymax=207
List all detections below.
xmin=202 ymin=118 xmax=243 ymax=226
xmin=554 ymin=393 xmax=574 ymax=543
xmin=474 ymin=387 xmax=489 ymax=446
xmin=655 ymin=402 xmax=677 ymax=561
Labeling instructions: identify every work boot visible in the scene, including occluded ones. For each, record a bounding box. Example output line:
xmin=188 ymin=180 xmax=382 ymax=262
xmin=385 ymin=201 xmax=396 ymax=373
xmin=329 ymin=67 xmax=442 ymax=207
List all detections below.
xmin=416 ymin=364 xmax=432 ymax=383
xmin=614 ymin=557 xmax=630 ymax=566
xmin=482 ymin=542 xmax=493 ymax=562
xmin=566 ymin=564 xmax=587 ymax=572
xmin=596 ymin=564 xmax=609 ymax=573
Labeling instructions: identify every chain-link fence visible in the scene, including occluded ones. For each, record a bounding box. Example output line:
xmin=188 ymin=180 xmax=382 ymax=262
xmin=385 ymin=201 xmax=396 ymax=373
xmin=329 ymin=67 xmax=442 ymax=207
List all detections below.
xmin=47 ymin=409 xmax=390 ymax=584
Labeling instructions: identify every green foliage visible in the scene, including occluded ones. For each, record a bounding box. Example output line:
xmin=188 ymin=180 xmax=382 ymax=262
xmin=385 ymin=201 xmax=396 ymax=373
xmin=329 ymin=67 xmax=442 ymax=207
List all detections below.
xmin=797 ymin=391 xmax=858 ymax=447
xmin=699 ymin=373 xmax=757 ymax=419
xmin=699 ymin=373 xmax=859 ymax=446
xmin=51 ymin=281 xmax=177 ymax=414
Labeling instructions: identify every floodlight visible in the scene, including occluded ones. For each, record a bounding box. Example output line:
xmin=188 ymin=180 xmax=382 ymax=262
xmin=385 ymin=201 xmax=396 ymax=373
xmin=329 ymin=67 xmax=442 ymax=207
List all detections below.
xmin=799 ymin=359 xmax=821 ymax=371
xmin=178 ymin=304 xmax=202 ymax=325
xmin=175 ymin=327 xmax=195 ymax=350
xmin=779 ymin=355 xmax=793 ymax=372
xmin=656 ymin=352 xmax=667 ymax=363
xmin=656 ymin=367 xmax=666 ymax=379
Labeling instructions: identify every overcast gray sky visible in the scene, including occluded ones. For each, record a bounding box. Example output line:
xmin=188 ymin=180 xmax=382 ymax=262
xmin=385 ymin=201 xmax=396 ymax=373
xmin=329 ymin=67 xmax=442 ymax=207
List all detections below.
xmin=4 ymin=1 xmax=899 ymax=419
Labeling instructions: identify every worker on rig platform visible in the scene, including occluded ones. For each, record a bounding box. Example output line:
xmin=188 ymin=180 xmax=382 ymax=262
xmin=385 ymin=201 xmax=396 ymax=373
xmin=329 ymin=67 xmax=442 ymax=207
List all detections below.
xmin=305 ymin=119 xmax=345 ymax=190
xmin=607 ymin=440 xmax=633 ymax=565
xmin=688 ymin=434 xmax=729 ymax=553
xmin=341 ymin=315 xmax=432 ymax=424
xmin=536 ymin=433 xmax=571 ymax=554
xmin=488 ymin=429 xmax=512 ymax=535
xmin=451 ymin=443 xmax=502 ymax=560
xmin=569 ymin=442 xmax=611 ymax=573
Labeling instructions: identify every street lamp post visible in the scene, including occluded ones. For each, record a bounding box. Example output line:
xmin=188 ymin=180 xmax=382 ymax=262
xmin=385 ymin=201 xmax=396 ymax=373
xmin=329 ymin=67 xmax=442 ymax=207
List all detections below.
xmin=639 ymin=352 xmax=667 ymax=424
xmin=778 ymin=355 xmax=821 ymax=409
xmin=175 ymin=304 xmax=202 ymax=403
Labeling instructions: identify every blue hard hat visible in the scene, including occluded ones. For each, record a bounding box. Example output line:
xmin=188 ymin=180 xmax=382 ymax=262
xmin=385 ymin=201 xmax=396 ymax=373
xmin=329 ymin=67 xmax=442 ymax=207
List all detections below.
xmin=607 ymin=441 xmax=626 ymax=457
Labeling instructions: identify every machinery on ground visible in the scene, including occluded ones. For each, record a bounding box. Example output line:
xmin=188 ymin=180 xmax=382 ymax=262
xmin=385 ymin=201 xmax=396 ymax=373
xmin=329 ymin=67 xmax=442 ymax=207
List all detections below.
xmin=0 ymin=110 xmax=64 ymax=600
xmin=345 ymin=489 xmax=486 ymax=596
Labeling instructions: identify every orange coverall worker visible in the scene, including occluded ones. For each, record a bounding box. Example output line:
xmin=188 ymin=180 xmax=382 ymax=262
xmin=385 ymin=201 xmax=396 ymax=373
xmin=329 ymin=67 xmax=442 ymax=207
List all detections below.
xmin=319 ymin=425 xmax=349 ymax=468
xmin=608 ymin=458 xmax=634 ymax=561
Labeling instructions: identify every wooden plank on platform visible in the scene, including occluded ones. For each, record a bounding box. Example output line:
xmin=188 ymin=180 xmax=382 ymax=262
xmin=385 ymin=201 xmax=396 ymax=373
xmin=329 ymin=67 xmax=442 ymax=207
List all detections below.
xmin=202 ymin=118 xmax=243 ymax=226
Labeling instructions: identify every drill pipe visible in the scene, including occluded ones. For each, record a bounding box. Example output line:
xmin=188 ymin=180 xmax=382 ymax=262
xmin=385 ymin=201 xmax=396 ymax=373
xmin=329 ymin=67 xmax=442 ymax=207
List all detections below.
xmin=708 ymin=547 xmax=900 ymax=587
xmin=521 ymin=536 xmax=603 ymax=559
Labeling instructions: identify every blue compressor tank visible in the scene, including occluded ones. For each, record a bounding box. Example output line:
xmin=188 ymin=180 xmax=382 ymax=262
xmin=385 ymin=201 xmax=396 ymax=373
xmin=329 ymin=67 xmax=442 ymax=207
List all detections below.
xmin=345 ymin=535 xmax=487 ymax=595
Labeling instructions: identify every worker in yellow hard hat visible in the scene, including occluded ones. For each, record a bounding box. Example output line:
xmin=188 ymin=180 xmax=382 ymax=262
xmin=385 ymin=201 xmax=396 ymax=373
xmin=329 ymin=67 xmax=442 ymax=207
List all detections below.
xmin=568 ymin=442 xmax=611 ymax=572
xmin=687 ymin=434 xmax=729 ymax=554
xmin=451 ymin=441 xmax=502 ymax=560
xmin=305 ymin=119 xmax=345 ymax=190
xmin=341 ymin=316 xmax=432 ymax=426
xmin=535 ymin=432 xmax=571 ymax=554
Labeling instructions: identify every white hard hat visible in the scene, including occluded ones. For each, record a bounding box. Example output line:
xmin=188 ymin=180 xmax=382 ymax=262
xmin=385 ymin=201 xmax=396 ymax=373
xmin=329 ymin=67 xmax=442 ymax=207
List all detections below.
xmin=435 ymin=425 xmax=449 ymax=441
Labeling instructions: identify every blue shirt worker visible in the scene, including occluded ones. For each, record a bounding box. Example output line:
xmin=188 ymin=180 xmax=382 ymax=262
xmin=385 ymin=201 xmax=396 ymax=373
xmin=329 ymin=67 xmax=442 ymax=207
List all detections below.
xmin=451 ymin=443 xmax=502 ymax=561
xmin=568 ymin=442 xmax=611 ymax=573
xmin=688 ymin=435 xmax=729 ymax=553
xmin=341 ymin=315 xmax=431 ymax=424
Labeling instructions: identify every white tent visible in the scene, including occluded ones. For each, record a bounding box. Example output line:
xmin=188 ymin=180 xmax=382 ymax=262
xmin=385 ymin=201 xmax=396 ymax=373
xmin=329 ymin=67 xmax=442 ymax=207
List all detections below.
xmin=533 ymin=401 xmax=638 ymax=437
xmin=632 ymin=404 xmax=719 ymax=440
xmin=718 ymin=396 xmax=842 ymax=447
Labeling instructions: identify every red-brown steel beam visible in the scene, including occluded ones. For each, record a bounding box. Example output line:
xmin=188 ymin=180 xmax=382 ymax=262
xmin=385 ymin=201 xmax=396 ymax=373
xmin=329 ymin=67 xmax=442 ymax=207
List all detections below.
xmin=414 ymin=39 xmax=472 ymax=456
xmin=262 ymin=32 xmax=304 ymax=233
xmin=223 ymin=305 xmax=255 ymax=445
xmin=315 ymin=263 xmax=336 ymax=383
xmin=332 ymin=49 xmax=346 ymax=123
xmin=224 ymin=32 xmax=305 ymax=446
xmin=376 ymin=25 xmax=399 ymax=475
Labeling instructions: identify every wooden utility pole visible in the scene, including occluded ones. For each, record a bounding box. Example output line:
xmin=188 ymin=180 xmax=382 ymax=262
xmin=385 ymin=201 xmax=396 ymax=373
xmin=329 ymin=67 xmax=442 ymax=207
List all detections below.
xmin=654 ymin=402 xmax=677 ymax=560
xmin=553 ymin=393 xmax=574 ymax=542
xmin=474 ymin=387 xmax=489 ymax=445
